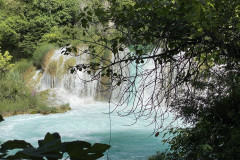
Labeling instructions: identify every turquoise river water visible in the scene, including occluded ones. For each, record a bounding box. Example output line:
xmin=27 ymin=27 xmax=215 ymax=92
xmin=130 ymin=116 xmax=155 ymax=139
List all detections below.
xmin=0 ymin=101 xmax=171 ymax=160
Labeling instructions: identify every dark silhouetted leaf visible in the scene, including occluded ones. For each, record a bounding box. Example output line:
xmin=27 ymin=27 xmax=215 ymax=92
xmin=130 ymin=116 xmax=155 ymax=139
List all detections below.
xmin=1 ymin=140 xmax=33 ymax=150
xmin=88 ymin=143 xmax=111 ymax=153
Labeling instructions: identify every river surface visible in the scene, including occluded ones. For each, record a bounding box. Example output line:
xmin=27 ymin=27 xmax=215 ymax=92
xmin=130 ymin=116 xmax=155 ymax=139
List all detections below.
xmin=0 ymin=100 xmax=170 ymax=160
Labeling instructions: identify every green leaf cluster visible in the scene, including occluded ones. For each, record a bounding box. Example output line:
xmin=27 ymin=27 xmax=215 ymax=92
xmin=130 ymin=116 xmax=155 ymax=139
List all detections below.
xmin=0 ymin=50 xmax=13 ymax=73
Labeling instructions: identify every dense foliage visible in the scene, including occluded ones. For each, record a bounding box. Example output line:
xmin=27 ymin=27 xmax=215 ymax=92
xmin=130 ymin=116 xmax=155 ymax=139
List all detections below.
xmin=75 ymin=0 xmax=240 ymax=159
xmin=0 ymin=0 xmax=80 ymax=59
xmin=159 ymin=65 xmax=240 ymax=159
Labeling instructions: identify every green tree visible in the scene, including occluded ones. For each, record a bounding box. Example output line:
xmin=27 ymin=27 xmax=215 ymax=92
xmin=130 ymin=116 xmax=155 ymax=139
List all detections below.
xmin=0 ymin=0 xmax=81 ymax=59
xmin=0 ymin=50 xmax=13 ymax=73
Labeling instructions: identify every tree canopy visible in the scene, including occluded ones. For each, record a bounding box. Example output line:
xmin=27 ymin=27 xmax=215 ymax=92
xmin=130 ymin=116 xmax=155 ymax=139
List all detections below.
xmin=71 ymin=0 xmax=240 ymax=159
xmin=0 ymin=0 xmax=80 ymax=59
xmin=76 ymin=0 xmax=240 ymax=124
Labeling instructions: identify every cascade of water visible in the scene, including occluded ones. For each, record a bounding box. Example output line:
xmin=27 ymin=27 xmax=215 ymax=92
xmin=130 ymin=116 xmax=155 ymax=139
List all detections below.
xmin=30 ymin=46 xmax=176 ymax=114
xmin=110 ymin=49 xmax=131 ymax=101
xmin=30 ymin=47 xmax=100 ymax=107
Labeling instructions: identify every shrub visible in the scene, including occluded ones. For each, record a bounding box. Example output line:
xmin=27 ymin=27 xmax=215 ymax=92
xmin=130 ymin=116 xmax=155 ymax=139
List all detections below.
xmin=40 ymin=33 xmax=61 ymax=44
xmin=32 ymin=43 xmax=58 ymax=68
xmin=0 ymin=71 xmax=31 ymax=115
xmin=40 ymin=26 xmax=82 ymax=47
xmin=0 ymin=70 xmax=50 ymax=116
xmin=0 ymin=50 xmax=13 ymax=73
xmin=0 ymin=71 xmax=27 ymax=100
xmin=71 ymin=40 xmax=82 ymax=48
xmin=11 ymin=59 xmax=33 ymax=75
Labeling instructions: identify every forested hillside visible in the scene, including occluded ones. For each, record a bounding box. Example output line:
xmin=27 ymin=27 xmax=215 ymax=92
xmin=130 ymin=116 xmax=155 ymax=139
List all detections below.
xmin=0 ymin=0 xmax=99 ymax=116
xmin=0 ymin=0 xmax=80 ymax=59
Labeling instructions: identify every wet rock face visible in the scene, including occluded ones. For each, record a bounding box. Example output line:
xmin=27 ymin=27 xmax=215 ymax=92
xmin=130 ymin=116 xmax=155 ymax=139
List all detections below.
xmin=0 ymin=114 xmax=4 ymax=122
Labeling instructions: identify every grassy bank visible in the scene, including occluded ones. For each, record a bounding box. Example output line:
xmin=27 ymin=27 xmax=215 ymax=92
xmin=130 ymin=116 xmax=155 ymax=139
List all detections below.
xmin=1 ymin=104 xmax=71 ymax=117
xmin=0 ymin=91 xmax=71 ymax=117
xmin=0 ymin=57 xmax=71 ymax=117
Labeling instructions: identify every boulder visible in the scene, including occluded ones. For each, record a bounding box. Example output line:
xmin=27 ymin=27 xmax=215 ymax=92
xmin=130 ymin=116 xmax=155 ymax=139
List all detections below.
xmin=0 ymin=114 xmax=4 ymax=122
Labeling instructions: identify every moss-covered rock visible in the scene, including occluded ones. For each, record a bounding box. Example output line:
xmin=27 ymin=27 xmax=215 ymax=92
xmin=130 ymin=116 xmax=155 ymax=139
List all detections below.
xmin=96 ymin=76 xmax=111 ymax=101
xmin=23 ymin=66 xmax=37 ymax=85
xmin=42 ymin=50 xmax=55 ymax=70
xmin=46 ymin=60 xmax=58 ymax=76
xmin=38 ymin=89 xmax=51 ymax=102
xmin=59 ymin=56 xmax=64 ymax=66
xmin=63 ymin=57 xmax=76 ymax=73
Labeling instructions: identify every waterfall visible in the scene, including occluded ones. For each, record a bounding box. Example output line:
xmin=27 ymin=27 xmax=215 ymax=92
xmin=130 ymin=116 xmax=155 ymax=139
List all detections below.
xmin=30 ymin=46 xmax=175 ymax=114
xmin=31 ymin=47 xmax=100 ymax=107
xmin=30 ymin=45 xmax=133 ymax=107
